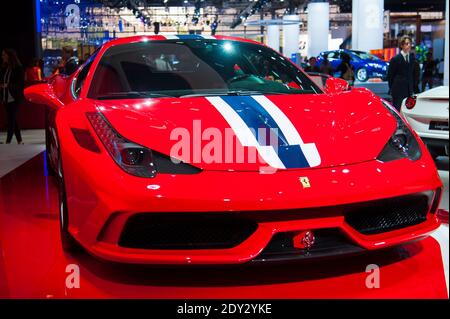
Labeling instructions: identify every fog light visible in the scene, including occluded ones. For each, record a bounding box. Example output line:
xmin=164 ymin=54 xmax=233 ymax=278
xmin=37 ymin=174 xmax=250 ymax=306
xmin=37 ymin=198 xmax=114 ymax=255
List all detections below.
xmin=293 ymin=230 xmax=315 ymax=249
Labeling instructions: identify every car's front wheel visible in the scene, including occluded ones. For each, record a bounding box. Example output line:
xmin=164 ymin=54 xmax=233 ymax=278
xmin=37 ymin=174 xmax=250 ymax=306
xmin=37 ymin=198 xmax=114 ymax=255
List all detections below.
xmin=45 ymin=115 xmax=56 ymax=176
xmin=356 ymin=68 xmax=369 ymax=82
xmin=57 ymin=151 xmax=80 ymax=252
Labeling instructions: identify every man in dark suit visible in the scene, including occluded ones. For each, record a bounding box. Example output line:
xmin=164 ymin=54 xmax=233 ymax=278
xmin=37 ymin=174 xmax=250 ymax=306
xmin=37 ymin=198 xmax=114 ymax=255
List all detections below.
xmin=387 ymin=35 xmax=417 ymax=110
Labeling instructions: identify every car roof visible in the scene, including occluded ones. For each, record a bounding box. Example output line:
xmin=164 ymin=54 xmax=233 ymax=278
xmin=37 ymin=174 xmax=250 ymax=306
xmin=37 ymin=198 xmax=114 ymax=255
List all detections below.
xmin=100 ymin=34 xmax=261 ymax=50
xmin=322 ymin=49 xmax=351 ymax=53
xmin=79 ymin=34 xmax=281 ymax=99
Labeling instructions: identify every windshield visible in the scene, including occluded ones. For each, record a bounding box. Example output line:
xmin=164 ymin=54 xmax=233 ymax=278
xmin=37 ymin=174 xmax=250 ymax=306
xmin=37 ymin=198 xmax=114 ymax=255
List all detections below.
xmin=88 ymin=39 xmax=322 ymax=99
xmin=352 ymin=51 xmax=382 ymax=61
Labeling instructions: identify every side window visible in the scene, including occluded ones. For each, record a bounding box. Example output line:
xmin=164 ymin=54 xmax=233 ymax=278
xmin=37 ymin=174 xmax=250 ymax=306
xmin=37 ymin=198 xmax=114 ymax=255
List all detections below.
xmin=72 ymin=52 xmax=97 ymax=98
xmin=328 ymin=52 xmax=337 ymax=60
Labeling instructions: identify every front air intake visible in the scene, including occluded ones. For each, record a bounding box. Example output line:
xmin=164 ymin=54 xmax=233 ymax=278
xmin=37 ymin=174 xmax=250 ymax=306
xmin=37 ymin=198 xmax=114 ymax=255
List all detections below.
xmin=119 ymin=213 xmax=258 ymax=249
xmin=345 ymin=194 xmax=430 ymax=235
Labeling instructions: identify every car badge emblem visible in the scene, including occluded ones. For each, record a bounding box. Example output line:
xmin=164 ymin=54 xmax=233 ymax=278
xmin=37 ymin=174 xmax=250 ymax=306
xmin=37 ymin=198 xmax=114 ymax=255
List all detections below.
xmin=299 ymin=177 xmax=311 ymax=188
xmin=293 ymin=230 xmax=316 ymax=250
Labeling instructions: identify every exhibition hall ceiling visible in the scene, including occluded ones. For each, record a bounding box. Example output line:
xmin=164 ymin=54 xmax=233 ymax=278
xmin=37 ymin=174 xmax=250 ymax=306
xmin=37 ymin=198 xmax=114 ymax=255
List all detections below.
xmin=97 ymin=0 xmax=446 ymax=13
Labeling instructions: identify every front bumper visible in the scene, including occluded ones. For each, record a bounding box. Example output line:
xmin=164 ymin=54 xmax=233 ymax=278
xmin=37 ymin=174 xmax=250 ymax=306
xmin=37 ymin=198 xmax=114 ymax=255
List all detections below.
xmin=60 ymin=128 xmax=443 ymax=264
xmin=401 ymin=110 xmax=449 ymax=142
xmin=88 ymin=202 xmax=440 ymax=265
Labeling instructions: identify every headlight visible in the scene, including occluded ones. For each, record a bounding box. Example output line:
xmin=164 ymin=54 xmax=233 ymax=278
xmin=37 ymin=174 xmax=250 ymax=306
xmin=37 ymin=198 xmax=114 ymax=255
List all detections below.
xmin=87 ymin=112 xmax=201 ymax=177
xmin=368 ymin=63 xmax=379 ymax=68
xmin=377 ymin=101 xmax=421 ymax=162
xmin=87 ymin=112 xmax=157 ymax=177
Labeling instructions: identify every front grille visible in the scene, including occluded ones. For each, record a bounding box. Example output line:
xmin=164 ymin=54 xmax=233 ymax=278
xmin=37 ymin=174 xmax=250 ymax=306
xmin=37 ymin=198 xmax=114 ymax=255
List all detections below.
xmin=119 ymin=213 xmax=258 ymax=249
xmin=116 ymin=192 xmax=433 ymax=251
xmin=253 ymin=229 xmax=364 ymax=262
xmin=345 ymin=195 xmax=430 ymax=235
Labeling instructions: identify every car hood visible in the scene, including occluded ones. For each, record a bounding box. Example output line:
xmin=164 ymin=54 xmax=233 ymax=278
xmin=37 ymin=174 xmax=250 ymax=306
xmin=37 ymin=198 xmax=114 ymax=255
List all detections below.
xmin=95 ymin=89 xmax=396 ymax=171
xmin=417 ymin=86 xmax=449 ymax=99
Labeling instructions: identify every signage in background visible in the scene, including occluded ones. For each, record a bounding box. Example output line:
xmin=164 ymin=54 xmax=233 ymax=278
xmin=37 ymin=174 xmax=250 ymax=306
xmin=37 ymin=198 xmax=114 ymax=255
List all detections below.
xmin=384 ymin=10 xmax=390 ymax=34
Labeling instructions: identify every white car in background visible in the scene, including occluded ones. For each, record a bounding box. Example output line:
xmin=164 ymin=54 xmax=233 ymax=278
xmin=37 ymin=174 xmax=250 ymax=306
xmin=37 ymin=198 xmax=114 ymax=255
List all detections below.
xmin=401 ymin=86 xmax=449 ymax=159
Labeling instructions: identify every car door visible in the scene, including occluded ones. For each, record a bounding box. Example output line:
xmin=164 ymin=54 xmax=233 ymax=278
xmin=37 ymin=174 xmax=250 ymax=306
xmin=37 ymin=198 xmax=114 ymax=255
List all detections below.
xmin=327 ymin=51 xmax=342 ymax=69
xmin=48 ymin=55 xmax=96 ymax=172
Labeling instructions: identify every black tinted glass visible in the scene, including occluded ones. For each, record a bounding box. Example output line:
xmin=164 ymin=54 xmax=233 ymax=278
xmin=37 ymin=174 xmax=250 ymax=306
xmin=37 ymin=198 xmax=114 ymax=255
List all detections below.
xmin=88 ymin=39 xmax=322 ymax=99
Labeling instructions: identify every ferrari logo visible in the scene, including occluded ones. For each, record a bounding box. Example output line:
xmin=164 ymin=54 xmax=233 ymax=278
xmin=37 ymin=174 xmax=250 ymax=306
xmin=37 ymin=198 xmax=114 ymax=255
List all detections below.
xmin=299 ymin=177 xmax=311 ymax=188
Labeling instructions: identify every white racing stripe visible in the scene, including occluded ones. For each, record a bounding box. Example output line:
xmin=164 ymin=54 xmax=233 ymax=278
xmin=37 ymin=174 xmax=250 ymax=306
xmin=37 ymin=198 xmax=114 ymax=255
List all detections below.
xmin=206 ymin=97 xmax=286 ymax=169
xmin=252 ymin=95 xmax=321 ymax=167
xmin=164 ymin=35 xmax=179 ymax=40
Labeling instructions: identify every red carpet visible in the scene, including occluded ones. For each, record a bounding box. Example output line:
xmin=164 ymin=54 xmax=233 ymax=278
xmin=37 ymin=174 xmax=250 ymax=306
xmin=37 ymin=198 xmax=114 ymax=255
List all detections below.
xmin=0 ymin=153 xmax=447 ymax=298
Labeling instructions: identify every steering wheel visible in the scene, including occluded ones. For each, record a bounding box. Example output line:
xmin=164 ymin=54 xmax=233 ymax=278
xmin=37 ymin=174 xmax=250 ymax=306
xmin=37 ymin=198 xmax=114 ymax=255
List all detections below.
xmin=226 ymin=74 xmax=255 ymax=85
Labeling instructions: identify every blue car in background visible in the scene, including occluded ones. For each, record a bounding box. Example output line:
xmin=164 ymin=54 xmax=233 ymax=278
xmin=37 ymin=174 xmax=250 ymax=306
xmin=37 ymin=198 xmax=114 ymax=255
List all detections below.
xmin=317 ymin=49 xmax=388 ymax=82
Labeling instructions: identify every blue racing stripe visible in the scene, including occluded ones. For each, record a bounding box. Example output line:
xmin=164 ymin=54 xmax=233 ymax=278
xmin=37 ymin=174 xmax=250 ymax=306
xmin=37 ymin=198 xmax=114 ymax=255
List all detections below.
xmin=220 ymin=96 xmax=309 ymax=168
xmin=221 ymin=95 xmax=287 ymax=147
xmin=278 ymin=145 xmax=309 ymax=168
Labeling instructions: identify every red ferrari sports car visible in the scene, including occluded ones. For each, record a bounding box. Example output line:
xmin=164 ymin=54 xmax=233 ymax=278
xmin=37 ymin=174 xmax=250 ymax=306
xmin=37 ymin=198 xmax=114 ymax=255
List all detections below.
xmin=25 ymin=35 xmax=442 ymax=265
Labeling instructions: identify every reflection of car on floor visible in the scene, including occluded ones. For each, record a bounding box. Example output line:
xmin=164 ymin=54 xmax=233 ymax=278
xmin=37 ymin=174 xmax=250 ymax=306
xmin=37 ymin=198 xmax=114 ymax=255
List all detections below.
xmin=317 ymin=49 xmax=388 ymax=82
xmin=401 ymin=86 xmax=449 ymax=159
xmin=24 ymin=35 xmax=442 ymax=265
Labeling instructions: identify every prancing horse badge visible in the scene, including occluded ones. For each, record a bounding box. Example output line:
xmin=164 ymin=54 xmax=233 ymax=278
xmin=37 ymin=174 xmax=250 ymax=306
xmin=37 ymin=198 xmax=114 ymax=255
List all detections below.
xmin=299 ymin=177 xmax=311 ymax=189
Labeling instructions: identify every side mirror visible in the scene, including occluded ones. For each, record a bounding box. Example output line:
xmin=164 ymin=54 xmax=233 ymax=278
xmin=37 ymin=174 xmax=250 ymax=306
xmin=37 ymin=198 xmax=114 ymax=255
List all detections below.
xmin=24 ymin=83 xmax=64 ymax=109
xmin=49 ymin=74 xmax=69 ymax=100
xmin=325 ymin=77 xmax=349 ymax=94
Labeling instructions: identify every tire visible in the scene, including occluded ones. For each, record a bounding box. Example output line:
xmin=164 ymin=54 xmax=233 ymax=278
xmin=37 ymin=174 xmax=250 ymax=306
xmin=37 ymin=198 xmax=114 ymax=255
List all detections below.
xmin=356 ymin=68 xmax=369 ymax=82
xmin=45 ymin=126 xmax=56 ymax=176
xmin=57 ymin=151 xmax=81 ymax=252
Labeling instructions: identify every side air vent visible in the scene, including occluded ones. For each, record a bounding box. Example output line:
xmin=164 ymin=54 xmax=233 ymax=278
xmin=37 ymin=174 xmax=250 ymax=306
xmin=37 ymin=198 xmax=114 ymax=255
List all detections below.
xmin=71 ymin=128 xmax=101 ymax=153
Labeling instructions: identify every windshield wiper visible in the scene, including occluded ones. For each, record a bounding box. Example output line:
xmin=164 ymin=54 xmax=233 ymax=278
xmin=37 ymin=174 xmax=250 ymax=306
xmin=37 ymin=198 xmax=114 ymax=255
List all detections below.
xmin=227 ymin=90 xmax=288 ymax=96
xmin=180 ymin=90 xmax=288 ymax=98
xmin=97 ymin=91 xmax=172 ymax=100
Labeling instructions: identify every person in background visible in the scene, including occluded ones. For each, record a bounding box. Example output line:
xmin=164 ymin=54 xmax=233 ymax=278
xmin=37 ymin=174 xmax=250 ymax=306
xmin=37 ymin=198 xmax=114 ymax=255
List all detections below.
xmin=319 ymin=54 xmax=334 ymax=75
xmin=336 ymin=53 xmax=355 ymax=86
xmin=304 ymin=57 xmax=320 ymax=73
xmin=413 ymin=55 xmax=421 ymax=94
xmin=25 ymin=58 xmax=43 ymax=83
xmin=387 ymin=35 xmax=417 ymax=111
xmin=437 ymin=58 xmax=445 ymax=79
xmin=78 ymin=53 xmax=91 ymax=66
xmin=0 ymin=48 xmax=24 ymax=144
xmin=57 ymin=46 xmax=78 ymax=76
xmin=421 ymin=52 xmax=436 ymax=92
